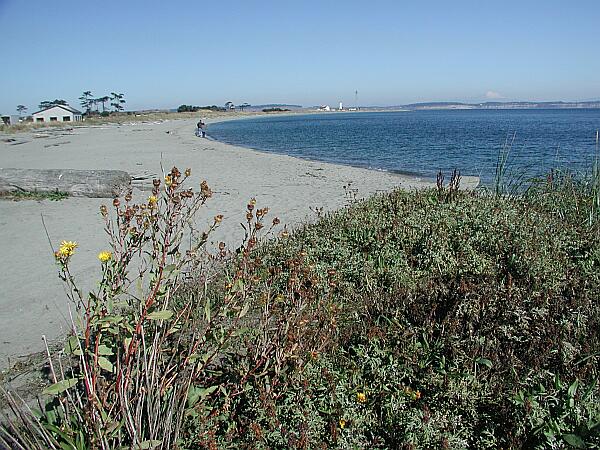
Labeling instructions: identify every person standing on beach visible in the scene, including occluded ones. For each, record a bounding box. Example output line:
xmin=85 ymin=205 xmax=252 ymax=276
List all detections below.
xmin=196 ymin=118 xmax=206 ymax=137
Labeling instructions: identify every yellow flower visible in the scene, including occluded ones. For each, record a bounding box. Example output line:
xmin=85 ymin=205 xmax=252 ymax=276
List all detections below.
xmin=184 ymin=168 xmax=191 ymax=177
xmin=165 ymin=175 xmax=173 ymax=187
xmin=249 ymin=197 xmax=257 ymax=206
xmin=98 ymin=251 xmax=112 ymax=263
xmin=356 ymin=392 xmax=367 ymax=403
xmin=148 ymin=195 xmax=158 ymax=206
xmin=56 ymin=241 xmax=77 ymax=259
xmin=339 ymin=419 xmax=346 ymax=429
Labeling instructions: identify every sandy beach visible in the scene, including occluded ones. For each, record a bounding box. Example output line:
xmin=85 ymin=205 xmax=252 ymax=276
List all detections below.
xmin=0 ymin=117 xmax=479 ymax=370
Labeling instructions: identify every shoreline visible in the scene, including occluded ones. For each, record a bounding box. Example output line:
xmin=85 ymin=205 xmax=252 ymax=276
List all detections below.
xmin=0 ymin=117 xmax=477 ymax=370
xmin=205 ymin=113 xmax=479 ymax=184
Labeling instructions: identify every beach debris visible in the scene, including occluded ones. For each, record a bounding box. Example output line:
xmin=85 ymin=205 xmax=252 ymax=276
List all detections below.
xmin=0 ymin=168 xmax=131 ymax=198
xmin=43 ymin=141 xmax=71 ymax=149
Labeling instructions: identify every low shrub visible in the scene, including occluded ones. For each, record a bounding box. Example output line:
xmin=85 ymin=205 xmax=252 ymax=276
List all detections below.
xmin=2 ymin=170 xmax=599 ymax=449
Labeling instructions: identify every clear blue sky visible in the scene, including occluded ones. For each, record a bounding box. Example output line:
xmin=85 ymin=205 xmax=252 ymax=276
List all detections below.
xmin=1 ymin=0 xmax=599 ymax=113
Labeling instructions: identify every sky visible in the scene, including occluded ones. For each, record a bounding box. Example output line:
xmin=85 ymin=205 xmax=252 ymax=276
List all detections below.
xmin=1 ymin=0 xmax=599 ymax=113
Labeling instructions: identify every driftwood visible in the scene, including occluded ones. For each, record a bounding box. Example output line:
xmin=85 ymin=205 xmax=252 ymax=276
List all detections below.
xmin=0 ymin=168 xmax=131 ymax=198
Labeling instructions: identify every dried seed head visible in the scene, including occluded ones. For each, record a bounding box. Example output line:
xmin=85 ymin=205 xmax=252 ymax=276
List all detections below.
xmin=200 ymin=180 xmax=212 ymax=198
xmin=273 ymin=217 xmax=280 ymax=225
xmin=153 ymin=178 xmax=161 ymax=187
xmin=185 ymin=168 xmax=191 ymax=177
xmin=100 ymin=205 xmax=108 ymax=216
xmin=246 ymin=212 xmax=253 ymax=221
xmin=113 ymin=198 xmax=120 ymax=207
xmin=214 ymin=214 xmax=223 ymax=224
xmin=125 ymin=193 xmax=132 ymax=202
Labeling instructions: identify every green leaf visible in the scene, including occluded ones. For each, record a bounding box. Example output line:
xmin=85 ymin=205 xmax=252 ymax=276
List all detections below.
xmin=139 ymin=440 xmax=162 ymax=449
xmin=97 ymin=345 xmax=114 ymax=356
xmin=97 ymin=356 xmax=114 ymax=373
xmin=231 ymin=279 xmax=244 ymax=293
xmin=231 ymin=327 xmax=250 ymax=337
xmin=568 ymin=380 xmax=579 ymax=398
xmin=239 ymin=302 xmax=250 ymax=319
xmin=43 ymin=378 xmax=78 ymax=395
xmin=99 ymin=315 xmax=123 ymax=325
xmin=204 ymin=298 xmax=211 ymax=322
xmin=64 ymin=335 xmax=79 ymax=355
xmin=163 ymin=264 xmax=177 ymax=276
xmin=187 ymin=385 xmax=218 ymax=407
xmin=563 ymin=434 xmax=586 ymax=448
xmin=475 ymin=357 xmax=493 ymax=368
xmin=147 ymin=310 xmax=173 ymax=320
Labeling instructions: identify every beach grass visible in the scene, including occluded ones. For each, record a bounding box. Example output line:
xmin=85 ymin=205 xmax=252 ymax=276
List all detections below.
xmin=0 ymin=190 xmax=69 ymax=202
xmin=1 ymin=167 xmax=599 ymax=449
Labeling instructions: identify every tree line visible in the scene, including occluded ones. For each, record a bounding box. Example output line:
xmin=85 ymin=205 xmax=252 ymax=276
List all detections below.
xmin=177 ymin=102 xmax=251 ymax=113
xmin=12 ymin=92 xmax=127 ymax=117
xmin=79 ymin=91 xmax=126 ymax=114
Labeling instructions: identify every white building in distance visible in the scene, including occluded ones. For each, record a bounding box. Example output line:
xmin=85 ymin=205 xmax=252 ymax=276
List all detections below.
xmin=32 ymin=104 xmax=83 ymax=123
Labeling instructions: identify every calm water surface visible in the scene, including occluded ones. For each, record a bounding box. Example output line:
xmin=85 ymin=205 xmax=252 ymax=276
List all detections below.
xmin=208 ymin=110 xmax=600 ymax=185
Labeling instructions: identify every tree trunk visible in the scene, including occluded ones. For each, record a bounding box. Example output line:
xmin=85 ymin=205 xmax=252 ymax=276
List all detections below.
xmin=0 ymin=168 xmax=131 ymax=198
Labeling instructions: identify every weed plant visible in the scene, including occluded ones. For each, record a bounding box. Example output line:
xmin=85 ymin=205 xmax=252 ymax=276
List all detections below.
xmin=1 ymin=165 xmax=600 ymax=449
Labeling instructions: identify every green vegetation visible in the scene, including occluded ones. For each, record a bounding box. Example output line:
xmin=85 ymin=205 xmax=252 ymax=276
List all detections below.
xmin=38 ymin=99 xmax=67 ymax=110
xmin=0 ymin=190 xmax=69 ymax=201
xmin=262 ymin=107 xmax=290 ymax=112
xmin=78 ymin=91 xmax=127 ymax=115
xmin=177 ymin=104 xmax=227 ymax=113
xmin=109 ymin=92 xmax=126 ymax=112
xmin=1 ymin=166 xmax=599 ymax=449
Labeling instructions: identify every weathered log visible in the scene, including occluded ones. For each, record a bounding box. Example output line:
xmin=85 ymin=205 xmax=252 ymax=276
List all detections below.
xmin=0 ymin=168 xmax=131 ymax=198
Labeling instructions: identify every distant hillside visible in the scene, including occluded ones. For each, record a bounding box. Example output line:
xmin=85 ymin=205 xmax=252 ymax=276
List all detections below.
xmin=402 ymin=101 xmax=600 ymax=110
xmin=251 ymin=104 xmax=303 ymax=109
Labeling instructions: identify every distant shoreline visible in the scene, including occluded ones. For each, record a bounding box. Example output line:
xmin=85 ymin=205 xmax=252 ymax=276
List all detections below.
xmin=367 ymin=101 xmax=600 ymax=111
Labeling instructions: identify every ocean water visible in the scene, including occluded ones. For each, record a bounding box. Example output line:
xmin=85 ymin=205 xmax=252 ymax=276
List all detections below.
xmin=208 ymin=110 xmax=600 ymax=185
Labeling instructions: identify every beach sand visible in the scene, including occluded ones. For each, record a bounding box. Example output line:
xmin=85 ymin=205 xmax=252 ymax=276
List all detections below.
xmin=0 ymin=117 xmax=479 ymax=369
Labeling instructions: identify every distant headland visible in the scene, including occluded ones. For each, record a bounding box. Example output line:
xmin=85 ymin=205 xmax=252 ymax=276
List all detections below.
xmin=382 ymin=101 xmax=600 ymax=110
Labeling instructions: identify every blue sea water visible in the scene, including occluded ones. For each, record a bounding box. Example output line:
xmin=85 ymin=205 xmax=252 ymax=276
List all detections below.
xmin=208 ymin=110 xmax=600 ymax=185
